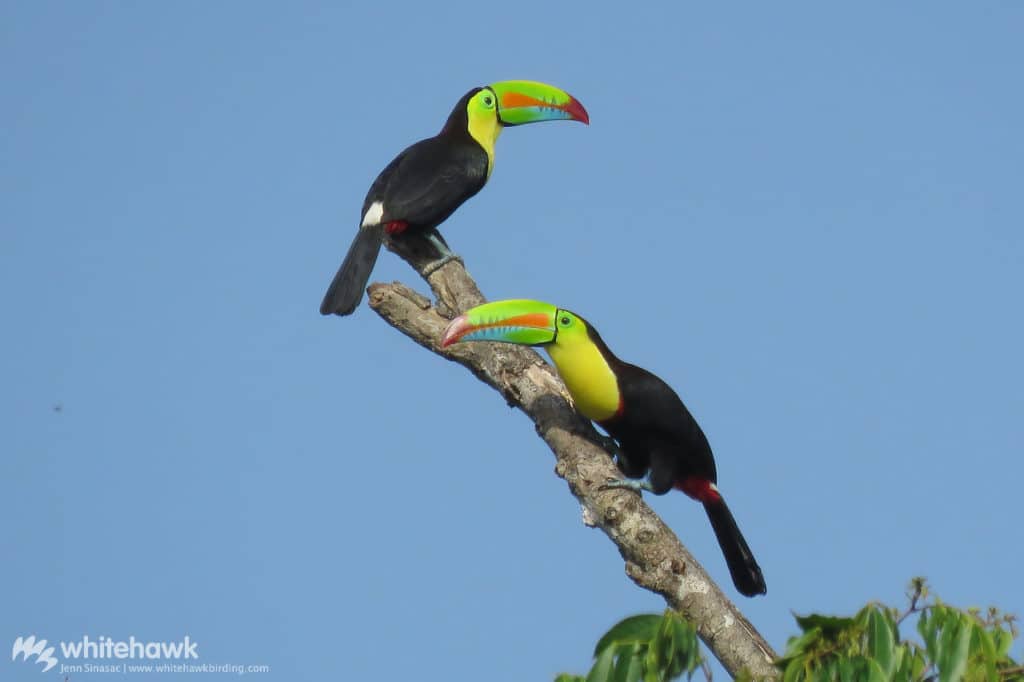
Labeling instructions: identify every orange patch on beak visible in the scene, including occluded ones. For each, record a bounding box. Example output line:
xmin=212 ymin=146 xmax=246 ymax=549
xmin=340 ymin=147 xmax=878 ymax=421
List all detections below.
xmin=500 ymin=92 xmax=551 ymax=109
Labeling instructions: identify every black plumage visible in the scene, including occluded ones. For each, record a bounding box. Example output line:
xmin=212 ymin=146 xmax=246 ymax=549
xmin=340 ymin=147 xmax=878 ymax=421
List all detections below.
xmin=320 ymin=89 xmax=489 ymax=316
xmin=588 ymin=326 xmax=768 ymax=597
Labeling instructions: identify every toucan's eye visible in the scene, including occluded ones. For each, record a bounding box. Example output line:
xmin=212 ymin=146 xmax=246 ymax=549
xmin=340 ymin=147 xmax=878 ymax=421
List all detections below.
xmin=482 ymin=94 xmax=494 ymax=107
xmin=560 ymin=316 xmax=571 ymax=326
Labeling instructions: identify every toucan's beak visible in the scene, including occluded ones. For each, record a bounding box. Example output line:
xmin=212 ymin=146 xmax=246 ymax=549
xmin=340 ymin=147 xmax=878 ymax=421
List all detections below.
xmin=488 ymin=80 xmax=590 ymax=126
xmin=442 ymin=299 xmax=559 ymax=348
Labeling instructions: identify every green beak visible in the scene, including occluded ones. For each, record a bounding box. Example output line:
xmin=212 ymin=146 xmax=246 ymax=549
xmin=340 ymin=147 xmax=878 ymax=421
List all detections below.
xmin=488 ymin=80 xmax=590 ymax=126
xmin=442 ymin=300 xmax=558 ymax=347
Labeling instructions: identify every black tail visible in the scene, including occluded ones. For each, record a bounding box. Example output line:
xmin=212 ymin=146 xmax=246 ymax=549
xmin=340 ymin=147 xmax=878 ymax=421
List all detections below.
xmin=704 ymin=497 xmax=766 ymax=597
xmin=319 ymin=225 xmax=385 ymax=316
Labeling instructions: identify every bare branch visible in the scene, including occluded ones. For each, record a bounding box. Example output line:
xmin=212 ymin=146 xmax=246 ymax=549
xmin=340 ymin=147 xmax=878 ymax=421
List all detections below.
xmin=367 ymin=235 xmax=779 ymax=679
xmin=898 ymin=577 xmax=927 ymax=626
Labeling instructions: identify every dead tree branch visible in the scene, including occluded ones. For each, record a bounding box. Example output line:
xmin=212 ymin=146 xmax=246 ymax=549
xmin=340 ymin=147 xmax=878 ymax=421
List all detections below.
xmin=366 ymin=236 xmax=779 ymax=679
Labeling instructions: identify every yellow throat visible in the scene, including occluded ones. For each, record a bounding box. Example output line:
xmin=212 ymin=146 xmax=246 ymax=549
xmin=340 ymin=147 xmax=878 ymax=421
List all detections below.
xmin=546 ymin=337 xmax=621 ymax=422
xmin=467 ymin=108 xmax=502 ymax=179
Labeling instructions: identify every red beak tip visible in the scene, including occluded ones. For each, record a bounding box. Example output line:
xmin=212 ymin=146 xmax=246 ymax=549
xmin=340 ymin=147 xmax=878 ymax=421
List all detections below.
xmin=441 ymin=317 xmax=467 ymax=348
xmin=569 ymin=98 xmax=590 ymax=125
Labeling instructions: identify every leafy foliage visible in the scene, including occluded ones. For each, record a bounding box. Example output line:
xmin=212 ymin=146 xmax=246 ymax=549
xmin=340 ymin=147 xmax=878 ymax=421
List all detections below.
xmin=777 ymin=579 xmax=1022 ymax=682
xmin=556 ymin=611 xmax=704 ymax=682
xmin=560 ymin=580 xmax=1021 ymax=682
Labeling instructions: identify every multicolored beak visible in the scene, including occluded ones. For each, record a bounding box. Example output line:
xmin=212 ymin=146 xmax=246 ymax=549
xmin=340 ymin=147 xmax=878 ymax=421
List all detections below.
xmin=488 ymin=80 xmax=590 ymax=126
xmin=442 ymin=300 xmax=559 ymax=348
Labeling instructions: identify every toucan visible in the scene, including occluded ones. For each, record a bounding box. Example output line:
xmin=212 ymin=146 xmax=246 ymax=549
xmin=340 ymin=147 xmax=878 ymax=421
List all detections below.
xmin=319 ymin=81 xmax=589 ymax=316
xmin=442 ymin=300 xmax=767 ymax=597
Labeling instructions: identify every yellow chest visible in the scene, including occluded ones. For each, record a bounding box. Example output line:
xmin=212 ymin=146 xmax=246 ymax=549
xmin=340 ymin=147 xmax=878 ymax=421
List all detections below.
xmin=547 ymin=342 xmax=621 ymax=422
xmin=467 ymin=112 xmax=501 ymax=180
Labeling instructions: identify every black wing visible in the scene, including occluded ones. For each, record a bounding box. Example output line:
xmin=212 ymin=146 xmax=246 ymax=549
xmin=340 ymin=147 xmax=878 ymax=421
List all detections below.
xmin=614 ymin=362 xmax=718 ymax=483
xmin=366 ymin=137 xmax=488 ymax=229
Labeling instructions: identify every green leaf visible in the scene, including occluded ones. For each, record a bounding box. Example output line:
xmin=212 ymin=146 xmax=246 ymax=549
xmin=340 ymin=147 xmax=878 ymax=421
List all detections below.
xmin=974 ymin=624 xmax=999 ymax=682
xmin=838 ymin=657 xmax=855 ymax=682
xmin=890 ymin=645 xmax=906 ymax=677
xmin=670 ymin=618 xmax=700 ymax=676
xmin=587 ymin=645 xmax=617 ymax=682
xmin=867 ymin=607 xmax=895 ymax=677
xmin=866 ymin=657 xmax=887 ymax=682
xmin=993 ymin=628 xmax=1013 ymax=658
xmin=905 ymin=645 xmax=928 ymax=680
xmin=939 ymin=616 xmax=971 ymax=682
xmin=611 ymin=643 xmax=644 ymax=682
xmin=782 ymin=627 xmax=824 ymax=659
xmin=658 ymin=619 xmax=677 ymax=676
xmin=595 ymin=615 xmax=663 ymax=657
xmin=781 ymin=656 xmax=803 ymax=682
xmin=795 ymin=614 xmax=856 ymax=639
xmin=935 ymin=613 xmax=956 ymax=676
xmin=644 ymin=632 xmax=661 ymax=682
xmin=814 ymin=658 xmax=836 ymax=682
xmin=919 ymin=607 xmax=940 ymax=663
xmin=555 ymin=675 xmax=587 ymax=682
xmin=890 ymin=658 xmax=913 ymax=682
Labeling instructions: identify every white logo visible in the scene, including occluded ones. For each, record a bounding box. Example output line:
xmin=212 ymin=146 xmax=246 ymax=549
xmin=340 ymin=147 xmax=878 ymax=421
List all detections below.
xmin=10 ymin=634 xmax=268 ymax=675
xmin=11 ymin=635 xmax=58 ymax=673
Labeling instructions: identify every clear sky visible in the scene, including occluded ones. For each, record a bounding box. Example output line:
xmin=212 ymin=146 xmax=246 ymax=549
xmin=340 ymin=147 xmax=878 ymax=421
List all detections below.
xmin=2 ymin=2 xmax=1021 ymax=680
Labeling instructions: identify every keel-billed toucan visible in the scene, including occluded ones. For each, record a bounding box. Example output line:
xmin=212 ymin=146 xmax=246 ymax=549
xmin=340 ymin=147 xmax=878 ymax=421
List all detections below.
xmin=442 ymin=300 xmax=767 ymax=597
xmin=319 ymin=81 xmax=589 ymax=316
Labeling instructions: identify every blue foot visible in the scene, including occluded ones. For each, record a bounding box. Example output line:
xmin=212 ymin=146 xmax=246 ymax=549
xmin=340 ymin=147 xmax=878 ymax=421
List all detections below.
xmin=422 ymin=252 xmax=463 ymax=276
xmin=599 ymin=478 xmax=653 ymax=494
xmin=422 ymin=232 xmax=460 ymax=275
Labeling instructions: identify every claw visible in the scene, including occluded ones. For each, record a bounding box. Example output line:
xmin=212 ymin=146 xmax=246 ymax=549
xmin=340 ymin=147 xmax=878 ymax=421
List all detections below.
xmin=422 ymin=253 xmax=463 ymax=277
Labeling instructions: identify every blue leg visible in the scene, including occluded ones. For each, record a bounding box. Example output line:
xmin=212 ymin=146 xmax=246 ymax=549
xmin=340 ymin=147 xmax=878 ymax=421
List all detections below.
xmin=599 ymin=478 xmax=654 ymax=494
xmin=422 ymin=232 xmax=462 ymax=276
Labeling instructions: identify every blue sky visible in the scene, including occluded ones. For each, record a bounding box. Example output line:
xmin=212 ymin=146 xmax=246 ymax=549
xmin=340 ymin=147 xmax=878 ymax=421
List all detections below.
xmin=2 ymin=2 xmax=1021 ymax=680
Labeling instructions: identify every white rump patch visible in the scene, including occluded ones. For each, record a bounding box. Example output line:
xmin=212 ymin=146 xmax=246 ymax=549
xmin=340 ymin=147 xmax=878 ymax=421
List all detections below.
xmin=361 ymin=200 xmax=384 ymax=227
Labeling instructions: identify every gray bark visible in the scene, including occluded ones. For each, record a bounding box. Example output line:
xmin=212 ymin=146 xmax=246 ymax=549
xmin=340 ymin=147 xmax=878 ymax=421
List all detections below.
xmin=365 ymin=236 xmax=779 ymax=679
